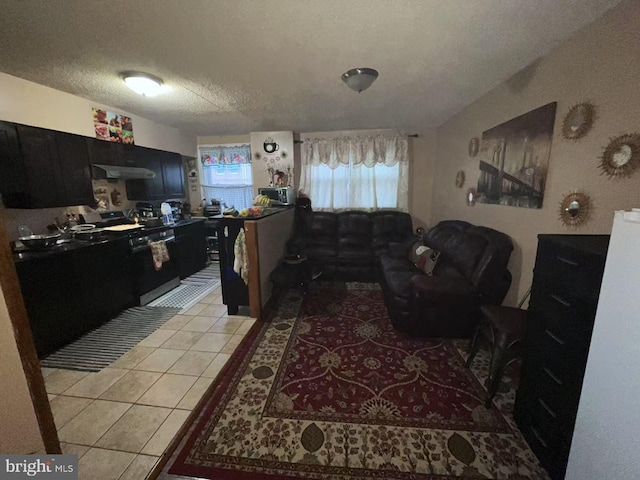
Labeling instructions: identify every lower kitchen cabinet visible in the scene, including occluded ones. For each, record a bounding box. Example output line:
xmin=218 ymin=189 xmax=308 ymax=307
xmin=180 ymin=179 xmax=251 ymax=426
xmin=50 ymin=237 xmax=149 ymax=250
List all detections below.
xmin=514 ymin=234 xmax=609 ymax=480
xmin=15 ymin=238 xmax=135 ymax=358
xmin=174 ymin=219 xmax=208 ymax=279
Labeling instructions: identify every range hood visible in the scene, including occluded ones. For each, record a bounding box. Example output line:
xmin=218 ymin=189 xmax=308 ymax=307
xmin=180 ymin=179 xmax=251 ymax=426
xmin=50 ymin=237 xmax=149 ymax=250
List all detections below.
xmin=92 ymin=164 xmax=156 ymax=180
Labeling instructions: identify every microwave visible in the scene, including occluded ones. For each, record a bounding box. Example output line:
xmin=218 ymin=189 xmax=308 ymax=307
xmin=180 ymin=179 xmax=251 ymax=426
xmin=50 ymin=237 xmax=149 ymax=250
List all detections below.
xmin=258 ymin=186 xmax=294 ymax=206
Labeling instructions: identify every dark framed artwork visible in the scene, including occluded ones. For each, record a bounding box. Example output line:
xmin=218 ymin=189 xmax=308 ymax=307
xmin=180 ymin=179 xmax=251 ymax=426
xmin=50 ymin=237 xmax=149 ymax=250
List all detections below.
xmin=476 ymin=102 xmax=557 ymax=208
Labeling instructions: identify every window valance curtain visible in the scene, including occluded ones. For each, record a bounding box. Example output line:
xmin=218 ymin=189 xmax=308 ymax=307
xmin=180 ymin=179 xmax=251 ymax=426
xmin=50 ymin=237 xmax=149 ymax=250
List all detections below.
xmin=200 ymin=144 xmax=251 ymax=165
xmin=302 ymin=135 xmax=408 ymax=169
xmin=300 ymin=134 xmax=409 ymax=212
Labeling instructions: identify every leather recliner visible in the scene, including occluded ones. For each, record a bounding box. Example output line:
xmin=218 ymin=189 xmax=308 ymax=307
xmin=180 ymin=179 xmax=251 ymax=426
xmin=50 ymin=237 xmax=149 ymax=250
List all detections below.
xmin=377 ymin=220 xmax=514 ymax=338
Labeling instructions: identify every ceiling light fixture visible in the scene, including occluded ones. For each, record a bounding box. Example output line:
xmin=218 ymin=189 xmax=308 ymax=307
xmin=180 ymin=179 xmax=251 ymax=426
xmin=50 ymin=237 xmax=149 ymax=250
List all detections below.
xmin=341 ymin=67 xmax=379 ymax=93
xmin=121 ymin=71 xmax=165 ymax=97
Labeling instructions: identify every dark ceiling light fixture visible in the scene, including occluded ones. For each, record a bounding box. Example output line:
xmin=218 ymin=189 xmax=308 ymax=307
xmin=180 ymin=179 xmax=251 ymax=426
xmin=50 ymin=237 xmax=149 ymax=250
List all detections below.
xmin=341 ymin=67 xmax=379 ymax=93
xmin=121 ymin=71 xmax=165 ymax=97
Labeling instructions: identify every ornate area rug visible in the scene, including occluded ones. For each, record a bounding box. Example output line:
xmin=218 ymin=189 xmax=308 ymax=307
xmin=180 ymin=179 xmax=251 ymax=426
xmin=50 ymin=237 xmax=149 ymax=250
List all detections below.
xmin=167 ymin=283 xmax=547 ymax=479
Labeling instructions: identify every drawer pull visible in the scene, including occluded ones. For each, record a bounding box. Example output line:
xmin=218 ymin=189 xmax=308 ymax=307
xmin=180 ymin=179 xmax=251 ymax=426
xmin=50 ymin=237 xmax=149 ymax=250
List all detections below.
xmin=531 ymin=427 xmax=548 ymax=448
xmin=556 ymin=255 xmax=579 ymax=266
xmin=545 ymin=329 xmax=565 ymax=346
xmin=550 ymin=294 xmax=571 ymax=307
xmin=538 ymin=398 xmax=557 ymax=419
xmin=543 ymin=367 xmax=563 ymax=385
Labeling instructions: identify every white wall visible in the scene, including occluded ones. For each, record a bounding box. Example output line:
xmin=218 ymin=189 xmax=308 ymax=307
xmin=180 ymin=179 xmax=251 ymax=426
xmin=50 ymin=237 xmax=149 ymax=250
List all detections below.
xmin=0 ymin=72 xmax=196 ymax=157
xmin=0 ymin=291 xmax=45 ymax=454
xmin=250 ymin=131 xmax=295 ymax=195
xmin=430 ymin=0 xmax=640 ymax=305
xmin=566 ymin=210 xmax=640 ymax=480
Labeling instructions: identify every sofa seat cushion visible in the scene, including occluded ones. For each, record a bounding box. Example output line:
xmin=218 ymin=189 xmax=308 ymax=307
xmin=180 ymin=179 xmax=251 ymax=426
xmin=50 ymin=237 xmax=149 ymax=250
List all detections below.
xmin=382 ymin=269 xmax=420 ymax=299
xmin=379 ymin=255 xmax=420 ymax=273
xmin=306 ymin=245 xmax=338 ymax=258
xmin=338 ymin=246 xmax=374 ymax=262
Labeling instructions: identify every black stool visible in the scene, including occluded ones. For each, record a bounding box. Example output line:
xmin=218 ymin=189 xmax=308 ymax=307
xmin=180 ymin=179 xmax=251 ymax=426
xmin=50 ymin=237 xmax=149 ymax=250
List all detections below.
xmin=466 ymin=304 xmax=528 ymax=407
xmin=269 ymin=255 xmax=313 ymax=295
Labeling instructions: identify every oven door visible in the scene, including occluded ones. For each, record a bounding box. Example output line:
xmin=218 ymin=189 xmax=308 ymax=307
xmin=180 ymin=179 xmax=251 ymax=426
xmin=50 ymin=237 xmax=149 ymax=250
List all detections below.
xmin=132 ymin=238 xmax=180 ymax=305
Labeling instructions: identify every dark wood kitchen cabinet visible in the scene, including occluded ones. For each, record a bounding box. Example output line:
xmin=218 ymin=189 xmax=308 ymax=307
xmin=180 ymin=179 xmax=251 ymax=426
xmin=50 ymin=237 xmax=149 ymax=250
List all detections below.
xmin=86 ymin=137 xmax=140 ymax=167
xmin=0 ymin=122 xmax=94 ymax=208
xmin=126 ymin=148 xmax=185 ymax=200
xmin=15 ymin=237 xmax=135 ymax=358
xmin=514 ymin=234 xmax=609 ymax=480
xmin=174 ymin=219 xmax=208 ymax=279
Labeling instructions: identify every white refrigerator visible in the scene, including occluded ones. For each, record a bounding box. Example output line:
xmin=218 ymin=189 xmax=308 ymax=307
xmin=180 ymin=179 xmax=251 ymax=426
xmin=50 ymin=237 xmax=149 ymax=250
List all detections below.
xmin=566 ymin=209 xmax=640 ymax=479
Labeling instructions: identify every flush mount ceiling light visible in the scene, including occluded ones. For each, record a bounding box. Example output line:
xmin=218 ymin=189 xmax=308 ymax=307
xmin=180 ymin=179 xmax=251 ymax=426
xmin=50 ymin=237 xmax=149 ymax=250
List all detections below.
xmin=121 ymin=72 xmax=165 ymax=97
xmin=341 ymin=67 xmax=378 ymax=93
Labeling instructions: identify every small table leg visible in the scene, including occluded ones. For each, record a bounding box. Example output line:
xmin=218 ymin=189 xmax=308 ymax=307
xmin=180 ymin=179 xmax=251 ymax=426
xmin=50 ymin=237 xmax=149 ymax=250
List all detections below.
xmin=227 ymin=304 xmax=239 ymax=315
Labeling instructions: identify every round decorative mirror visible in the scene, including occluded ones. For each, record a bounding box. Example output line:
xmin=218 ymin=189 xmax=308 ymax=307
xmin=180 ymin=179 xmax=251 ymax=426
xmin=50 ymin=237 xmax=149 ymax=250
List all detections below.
xmin=558 ymin=192 xmax=591 ymax=228
xmin=468 ymin=137 xmax=479 ymax=157
xmin=455 ymin=170 xmax=465 ymax=188
xmin=562 ymin=102 xmax=595 ymax=140
xmin=599 ymin=133 xmax=640 ymax=178
xmin=466 ymin=187 xmax=476 ymax=206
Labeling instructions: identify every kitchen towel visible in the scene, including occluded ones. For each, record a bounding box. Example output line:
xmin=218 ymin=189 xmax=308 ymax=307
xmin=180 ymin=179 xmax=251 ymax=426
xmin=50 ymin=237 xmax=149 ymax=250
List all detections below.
xmin=149 ymin=239 xmax=170 ymax=270
xmin=233 ymin=227 xmax=249 ymax=284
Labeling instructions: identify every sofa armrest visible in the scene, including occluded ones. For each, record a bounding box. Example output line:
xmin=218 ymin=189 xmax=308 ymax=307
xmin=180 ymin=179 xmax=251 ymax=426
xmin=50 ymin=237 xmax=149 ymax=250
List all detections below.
xmin=387 ymin=236 xmax=420 ymax=259
xmin=410 ymin=275 xmax=478 ymax=305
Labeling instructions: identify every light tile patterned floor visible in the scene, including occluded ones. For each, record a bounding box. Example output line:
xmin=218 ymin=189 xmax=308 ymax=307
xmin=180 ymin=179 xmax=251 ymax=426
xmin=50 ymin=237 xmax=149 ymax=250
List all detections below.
xmin=42 ymin=285 xmax=256 ymax=480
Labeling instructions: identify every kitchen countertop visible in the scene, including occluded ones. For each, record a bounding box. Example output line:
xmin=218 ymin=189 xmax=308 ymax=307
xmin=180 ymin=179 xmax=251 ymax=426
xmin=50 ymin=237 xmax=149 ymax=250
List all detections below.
xmin=12 ymin=217 xmax=207 ymax=263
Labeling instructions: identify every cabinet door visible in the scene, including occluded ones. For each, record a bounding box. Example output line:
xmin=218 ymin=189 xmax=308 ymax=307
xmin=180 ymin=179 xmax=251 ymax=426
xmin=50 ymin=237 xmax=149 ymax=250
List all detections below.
xmin=161 ymin=152 xmax=185 ymax=198
xmin=0 ymin=121 xmax=28 ymax=208
xmin=116 ymin=143 xmax=140 ymax=166
xmin=86 ymin=137 xmax=120 ymax=166
xmin=125 ymin=147 xmax=165 ymax=200
xmin=16 ymin=125 xmax=65 ymax=208
xmin=55 ymin=132 xmax=94 ymax=206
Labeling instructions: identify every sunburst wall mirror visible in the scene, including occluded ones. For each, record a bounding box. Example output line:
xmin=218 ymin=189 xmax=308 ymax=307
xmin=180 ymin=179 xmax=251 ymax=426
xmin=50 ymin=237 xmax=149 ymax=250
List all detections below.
xmin=562 ymin=102 xmax=596 ymax=140
xmin=599 ymin=133 xmax=640 ymax=178
xmin=558 ymin=191 xmax=591 ymax=228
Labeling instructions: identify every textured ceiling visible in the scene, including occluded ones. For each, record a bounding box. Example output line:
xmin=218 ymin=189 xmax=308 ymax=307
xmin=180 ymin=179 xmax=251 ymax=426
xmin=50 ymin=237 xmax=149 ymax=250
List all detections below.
xmin=0 ymin=0 xmax=621 ymax=135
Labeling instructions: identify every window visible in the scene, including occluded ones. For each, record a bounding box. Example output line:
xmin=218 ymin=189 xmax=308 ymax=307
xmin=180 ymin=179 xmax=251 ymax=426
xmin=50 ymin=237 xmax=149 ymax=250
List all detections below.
xmin=299 ymin=135 xmax=409 ymax=211
xmin=198 ymin=144 xmax=253 ymax=210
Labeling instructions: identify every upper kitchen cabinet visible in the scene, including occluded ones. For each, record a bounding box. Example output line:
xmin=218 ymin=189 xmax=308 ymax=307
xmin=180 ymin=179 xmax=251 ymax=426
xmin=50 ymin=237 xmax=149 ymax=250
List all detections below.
xmin=0 ymin=121 xmax=29 ymax=207
xmin=0 ymin=123 xmax=95 ymax=209
xmin=86 ymin=136 xmax=120 ymax=166
xmin=55 ymin=132 xmax=95 ymax=206
xmin=161 ymin=151 xmax=185 ymax=198
xmin=126 ymin=148 xmax=185 ymax=200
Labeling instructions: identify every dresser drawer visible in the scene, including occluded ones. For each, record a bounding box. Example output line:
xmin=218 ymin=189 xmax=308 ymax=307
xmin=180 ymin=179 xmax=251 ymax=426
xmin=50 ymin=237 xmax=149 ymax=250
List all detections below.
xmin=534 ymin=241 xmax=605 ymax=298
xmin=530 ymin=286 xmax=596 ymax=350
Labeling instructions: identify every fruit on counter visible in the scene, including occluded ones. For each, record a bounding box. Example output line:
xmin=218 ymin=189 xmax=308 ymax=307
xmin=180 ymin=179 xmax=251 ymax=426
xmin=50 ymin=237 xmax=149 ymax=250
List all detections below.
xmin=223 ymin=207 xmax=239 ymax=217
xmin=253 ymin=195 xmax=273 ymax=207
xmin=239 ymin=209 xmax=250 ymax=217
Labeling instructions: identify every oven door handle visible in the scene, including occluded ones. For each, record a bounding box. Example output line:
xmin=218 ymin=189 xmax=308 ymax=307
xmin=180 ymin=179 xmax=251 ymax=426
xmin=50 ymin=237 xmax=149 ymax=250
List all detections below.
xmin=131 ymin=236 xmax=176 ymax=254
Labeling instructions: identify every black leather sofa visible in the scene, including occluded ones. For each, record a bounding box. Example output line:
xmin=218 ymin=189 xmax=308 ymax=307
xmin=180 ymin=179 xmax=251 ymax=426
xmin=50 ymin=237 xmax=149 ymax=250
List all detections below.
xmin=287 ymin=210 xmax=415 ymax=280
xmin=377 ymin=220 xmax=514 ymax=338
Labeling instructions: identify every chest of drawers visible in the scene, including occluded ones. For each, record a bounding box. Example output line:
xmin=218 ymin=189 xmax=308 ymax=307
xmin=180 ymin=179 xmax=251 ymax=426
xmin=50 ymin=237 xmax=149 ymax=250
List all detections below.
xmin=514 ymin=234 xmax=609 ymax=479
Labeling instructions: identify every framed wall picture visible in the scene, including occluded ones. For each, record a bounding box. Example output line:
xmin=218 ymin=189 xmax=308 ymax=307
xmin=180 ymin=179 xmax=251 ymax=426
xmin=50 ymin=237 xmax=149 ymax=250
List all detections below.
xmin=476 ymin=102 xmax=557 ymax=209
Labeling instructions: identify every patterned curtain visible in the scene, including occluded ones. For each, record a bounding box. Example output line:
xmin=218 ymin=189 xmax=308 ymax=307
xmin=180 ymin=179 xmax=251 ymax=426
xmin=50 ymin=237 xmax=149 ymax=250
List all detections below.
xmin=299 ymin=135 xmax=409 ymax=211
xmin=200 ymin=144 xmax=251 ymax=165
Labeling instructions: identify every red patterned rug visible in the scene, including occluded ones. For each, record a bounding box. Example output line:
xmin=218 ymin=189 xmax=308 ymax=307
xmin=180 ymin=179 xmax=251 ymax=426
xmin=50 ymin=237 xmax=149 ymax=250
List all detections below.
xmin=166 ymin=283 xmax=547 ymax=479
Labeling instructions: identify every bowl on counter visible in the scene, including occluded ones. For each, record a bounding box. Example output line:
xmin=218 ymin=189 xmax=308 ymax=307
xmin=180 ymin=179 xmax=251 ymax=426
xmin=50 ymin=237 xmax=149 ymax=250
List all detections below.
xmin=18 ymin=233 xmax=61 ymax=250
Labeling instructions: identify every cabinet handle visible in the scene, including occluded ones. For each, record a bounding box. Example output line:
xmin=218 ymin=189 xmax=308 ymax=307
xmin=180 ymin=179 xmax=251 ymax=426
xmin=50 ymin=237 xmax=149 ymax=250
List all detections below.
xmin=556 ymin=255 xmax=579 ymax=266
xmin=550 ymin=294 xmax=571 ymax=308
xmin=531 ymin=427 xmax=548 ymax=448
xmin=543 ymin=367 xmax=563 ymax=385
xmin=545 ymin=329 xmax=565 ymax=346
xmin=538 ymin=398 xmax=557 ymax=419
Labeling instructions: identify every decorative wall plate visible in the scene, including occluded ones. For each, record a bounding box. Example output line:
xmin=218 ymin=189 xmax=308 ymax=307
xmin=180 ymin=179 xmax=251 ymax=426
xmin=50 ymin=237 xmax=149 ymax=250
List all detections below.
xmin=468 ymin=137 xmax=479 ymax=157
xmin=558 ymin=191 xmax=591 ymax=228
xmin=466 ymin=187 xmax=476 ymax=206
xmin=599 ymin=134 xmax=640 ymax=178
xmin=562 ymin=102 xmax=595 ymax=140
xmin=455 ymin=170 xmax=465 ymax=188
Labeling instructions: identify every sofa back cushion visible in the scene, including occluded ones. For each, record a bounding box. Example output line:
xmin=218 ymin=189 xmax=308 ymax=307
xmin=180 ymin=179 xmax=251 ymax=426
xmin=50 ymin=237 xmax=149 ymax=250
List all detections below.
xmin=308 ymin=212 xmax=338 ymax=247
xmin=337 ymin=211 xmax=372 ymax=250
xmin=371 ymin=211 xmax=413 ymax=246
xmin=425 ymin=221 xmax=513 ymax=302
